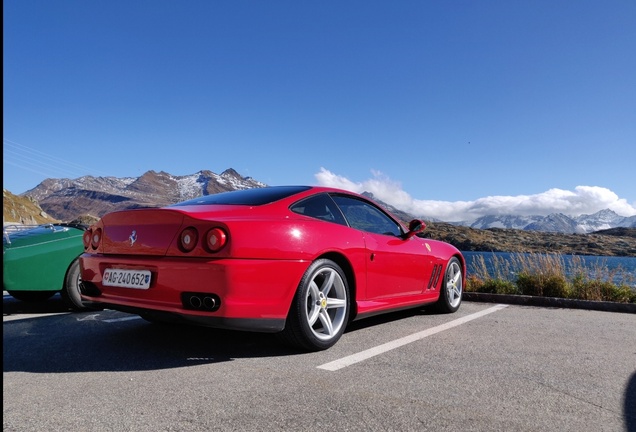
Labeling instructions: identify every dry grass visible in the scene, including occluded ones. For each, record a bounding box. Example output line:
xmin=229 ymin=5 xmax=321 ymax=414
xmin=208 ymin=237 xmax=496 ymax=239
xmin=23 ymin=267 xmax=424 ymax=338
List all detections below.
xmin=466 ymin=252 xmax=636 ymax=303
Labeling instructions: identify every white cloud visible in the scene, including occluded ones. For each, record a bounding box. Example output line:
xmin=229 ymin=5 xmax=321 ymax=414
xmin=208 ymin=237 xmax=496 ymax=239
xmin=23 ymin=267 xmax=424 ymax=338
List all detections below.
xmin=315 ymin=168 xmax=636 ymax=221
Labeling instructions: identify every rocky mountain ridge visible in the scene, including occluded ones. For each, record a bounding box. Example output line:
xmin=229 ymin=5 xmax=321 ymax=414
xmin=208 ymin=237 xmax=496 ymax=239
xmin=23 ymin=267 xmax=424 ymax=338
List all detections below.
xmin=22 ymin=168 xmax=265 ymax=222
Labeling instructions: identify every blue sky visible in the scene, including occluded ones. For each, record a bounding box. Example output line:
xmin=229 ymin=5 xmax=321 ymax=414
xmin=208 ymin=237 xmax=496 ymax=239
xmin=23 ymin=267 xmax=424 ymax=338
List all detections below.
xmin=4 ymin=1 xmax=636 ymax=220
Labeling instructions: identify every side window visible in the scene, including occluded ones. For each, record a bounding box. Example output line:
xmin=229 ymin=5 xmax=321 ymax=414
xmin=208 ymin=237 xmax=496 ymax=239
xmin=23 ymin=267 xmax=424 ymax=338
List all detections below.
xmin=290 ymin=195 xmax=347 ymax=225
xmin=330 ymin=195 xmax=403 ymax=236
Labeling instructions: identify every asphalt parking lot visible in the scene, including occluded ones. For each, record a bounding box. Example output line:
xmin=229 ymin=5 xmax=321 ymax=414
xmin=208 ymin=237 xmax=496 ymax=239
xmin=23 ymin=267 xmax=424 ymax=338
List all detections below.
xmin=4 ymin=293 xmax=636 ymax=432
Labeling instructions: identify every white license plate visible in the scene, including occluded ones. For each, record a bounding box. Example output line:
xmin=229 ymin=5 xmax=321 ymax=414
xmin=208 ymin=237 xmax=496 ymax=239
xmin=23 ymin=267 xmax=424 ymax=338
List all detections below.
xmin=103 ymin=269 xmax=151 ymax=289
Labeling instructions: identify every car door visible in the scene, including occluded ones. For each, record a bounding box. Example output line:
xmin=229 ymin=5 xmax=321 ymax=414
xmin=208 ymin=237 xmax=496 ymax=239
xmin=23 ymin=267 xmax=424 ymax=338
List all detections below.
xmin=362 ymin=231 xmax=436 ymax=300
xmin=330 ymin=194 xmax=435 ymax=300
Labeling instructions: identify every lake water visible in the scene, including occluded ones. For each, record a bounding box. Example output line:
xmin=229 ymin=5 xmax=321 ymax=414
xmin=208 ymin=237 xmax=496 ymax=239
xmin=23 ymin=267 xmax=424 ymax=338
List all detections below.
xmin=462 ymin=251 xmax=636 ymax=286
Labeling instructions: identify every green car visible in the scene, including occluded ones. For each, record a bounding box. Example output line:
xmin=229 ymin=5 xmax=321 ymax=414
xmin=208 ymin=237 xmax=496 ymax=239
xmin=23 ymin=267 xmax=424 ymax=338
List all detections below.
xmin=3 ymin=223 xmax=91 ymax=311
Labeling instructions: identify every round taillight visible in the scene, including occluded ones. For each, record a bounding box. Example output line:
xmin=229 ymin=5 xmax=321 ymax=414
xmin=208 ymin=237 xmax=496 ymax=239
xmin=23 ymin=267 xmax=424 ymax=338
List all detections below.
xmin=83 ymin=230 xmax=92 ymax=248
xmin=205 ymin=228 xmax=227 ymax=252
xmin=91 ymin=228 xmax=102 ymax=249
xmin=179 ymin=227 xmax=198 ymax=253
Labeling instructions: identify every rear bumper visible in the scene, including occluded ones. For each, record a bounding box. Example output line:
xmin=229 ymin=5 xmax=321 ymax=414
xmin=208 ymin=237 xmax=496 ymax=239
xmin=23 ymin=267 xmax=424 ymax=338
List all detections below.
xmin=79 ymin=254 xmax=308 ymax=332
xmin=90 ymin=302 xmax=287 ymax=332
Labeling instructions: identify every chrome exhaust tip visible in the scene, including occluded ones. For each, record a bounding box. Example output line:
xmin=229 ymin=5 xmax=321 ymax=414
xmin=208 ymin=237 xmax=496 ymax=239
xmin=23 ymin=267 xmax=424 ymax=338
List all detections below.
xmin=181 ymin=292 xmax=221 ymax=312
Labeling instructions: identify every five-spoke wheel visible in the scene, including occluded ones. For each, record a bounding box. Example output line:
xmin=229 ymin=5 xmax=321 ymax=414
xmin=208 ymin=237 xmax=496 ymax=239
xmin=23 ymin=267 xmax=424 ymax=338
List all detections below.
xmin=437 ymin=257 xmax=463 ymax=313
xmin=281 ymin=259 xmax=350 ymax=351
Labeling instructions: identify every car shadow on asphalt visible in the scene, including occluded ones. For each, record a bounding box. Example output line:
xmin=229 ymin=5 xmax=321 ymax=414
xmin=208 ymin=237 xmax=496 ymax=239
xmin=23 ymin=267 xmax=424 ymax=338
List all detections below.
xmin=3 ymin=296 xmax=443 ymax=374
xmin=3 ymin=310 xmax=302 ymax=374
xmin=626 ymin=371 xmax=636 ymax=432
xmin=3 ymin=292 xmax=75 ymax=315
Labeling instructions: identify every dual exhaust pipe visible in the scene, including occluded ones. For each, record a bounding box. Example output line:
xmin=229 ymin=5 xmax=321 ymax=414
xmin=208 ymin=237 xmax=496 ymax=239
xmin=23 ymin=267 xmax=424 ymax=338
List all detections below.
xmin=181 ymin=292 xmax=221 ymax=312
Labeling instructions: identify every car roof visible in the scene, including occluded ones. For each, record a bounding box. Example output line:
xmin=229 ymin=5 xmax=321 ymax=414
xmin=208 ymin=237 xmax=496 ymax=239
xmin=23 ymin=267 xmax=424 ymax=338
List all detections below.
xmin=170 ymin=185 xmax=359 ymax=208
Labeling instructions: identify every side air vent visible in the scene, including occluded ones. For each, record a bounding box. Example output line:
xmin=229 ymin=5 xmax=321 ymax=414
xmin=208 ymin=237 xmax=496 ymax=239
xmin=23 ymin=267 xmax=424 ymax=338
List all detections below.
xmin=427 ymin=264 xmax=443 ymax=290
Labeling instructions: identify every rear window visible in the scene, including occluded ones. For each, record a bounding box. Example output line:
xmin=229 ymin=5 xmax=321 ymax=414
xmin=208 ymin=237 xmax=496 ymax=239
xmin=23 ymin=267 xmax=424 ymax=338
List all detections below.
xmin=171 ymin=186 xmax=311 ymax=207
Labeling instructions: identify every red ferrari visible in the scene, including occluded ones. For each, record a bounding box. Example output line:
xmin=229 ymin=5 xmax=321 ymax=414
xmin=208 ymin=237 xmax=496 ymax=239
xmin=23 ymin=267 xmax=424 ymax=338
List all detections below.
xmin=80 ymin=186 xmax=465 ymax=351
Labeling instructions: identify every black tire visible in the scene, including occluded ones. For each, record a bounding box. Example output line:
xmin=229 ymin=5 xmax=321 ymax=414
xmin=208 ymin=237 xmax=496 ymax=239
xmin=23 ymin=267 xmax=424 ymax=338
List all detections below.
xmin=280 ymin=259 xmax=350 ymax=351
xmin=436 ymin=257 xmax=463 ymax=313
xmin=60 ymin=258 xmax=94 ymax=311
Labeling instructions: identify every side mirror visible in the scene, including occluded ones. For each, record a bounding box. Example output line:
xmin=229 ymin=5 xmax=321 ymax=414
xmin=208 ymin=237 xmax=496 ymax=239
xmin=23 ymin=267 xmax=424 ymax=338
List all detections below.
xmin=404 ymin=219 xmax=426 ymax=239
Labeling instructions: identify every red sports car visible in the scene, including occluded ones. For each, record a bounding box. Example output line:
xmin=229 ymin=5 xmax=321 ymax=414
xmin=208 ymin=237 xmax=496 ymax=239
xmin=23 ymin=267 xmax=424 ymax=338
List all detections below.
xmin=80 ymin=186 xmax=465 ymax=351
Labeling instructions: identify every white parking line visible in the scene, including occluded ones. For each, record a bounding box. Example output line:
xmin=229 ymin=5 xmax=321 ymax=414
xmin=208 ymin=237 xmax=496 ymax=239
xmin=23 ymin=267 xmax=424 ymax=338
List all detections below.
xmin=318 ymin=304 xmax=508 ymax=371
xmin=103 ymin=315 xmax=142 ymax=323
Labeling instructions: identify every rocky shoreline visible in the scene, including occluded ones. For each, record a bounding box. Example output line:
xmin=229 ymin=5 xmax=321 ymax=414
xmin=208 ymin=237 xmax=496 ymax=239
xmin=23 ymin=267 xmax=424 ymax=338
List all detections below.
xmin=463 ymin=292 xmax=635 ymax=313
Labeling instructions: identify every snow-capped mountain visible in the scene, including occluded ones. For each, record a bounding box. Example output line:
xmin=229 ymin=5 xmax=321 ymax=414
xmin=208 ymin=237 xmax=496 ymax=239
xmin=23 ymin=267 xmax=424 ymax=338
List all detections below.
xmin=459 ymin=210 xmax=636 ymax=234
xmin=574 ymin=209 xmax=636 ymax=233
xmin=469 ymin=214 xmax=545 ymax=230
xmin=23 ymin=168 xmax=266 ymax=222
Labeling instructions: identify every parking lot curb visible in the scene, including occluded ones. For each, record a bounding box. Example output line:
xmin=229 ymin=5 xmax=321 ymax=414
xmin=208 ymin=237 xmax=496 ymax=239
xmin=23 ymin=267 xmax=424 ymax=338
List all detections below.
xmin=463 ymin=292 xmax=636 ymax=314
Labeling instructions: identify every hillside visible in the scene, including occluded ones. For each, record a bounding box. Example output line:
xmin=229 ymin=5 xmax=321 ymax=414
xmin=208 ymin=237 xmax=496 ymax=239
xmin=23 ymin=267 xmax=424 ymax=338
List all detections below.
xmin=3 ymin=189 xmax=59 ymax=225
xmin=419 ymin=222 xmax=636 ymax=257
